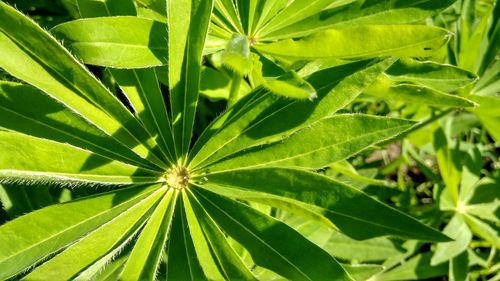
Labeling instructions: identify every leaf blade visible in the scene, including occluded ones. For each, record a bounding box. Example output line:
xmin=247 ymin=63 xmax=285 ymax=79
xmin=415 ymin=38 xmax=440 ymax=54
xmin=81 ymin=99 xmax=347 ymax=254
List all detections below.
xmin=0 ymin=184 xmax=159 ymax=280
xmin=193 ymin=188 xmax=352 ymax=281
xmin=51 ymin=17 xmax=168 ymax=68
xmin=201 ymin=167 xmax=451 ymax=242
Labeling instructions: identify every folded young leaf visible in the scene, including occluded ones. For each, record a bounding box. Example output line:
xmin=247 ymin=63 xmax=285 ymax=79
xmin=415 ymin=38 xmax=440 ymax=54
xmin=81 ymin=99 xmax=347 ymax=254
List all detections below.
xmin=192 ymin=187 xmax=352 ymax=281
xmin=0 ymin=81 xmax=161 ymax=170
xmin=262 ymin=71 xmax=317 ymax=100
xmin=0 ymin=3 xmax=167 ymax=168
xmin=204 ymin=115 xmax=415 ymax=171
xmin=0 ymin=131 xmax=161 ymax=185
xmin=261 ymin=0 xmax=456 ymax=39
xmin=199 ymin=167 xmax=451 ymax=242
xmin=24 ymin=188 xmax=166 ymax=280
xmin=255 ymin=25 xmax=450 ymax=60
xmin=248 ymin=56 xmax=317 ymax=100
xmin=386 ymin=58 xmax=478 ymax=92
xmin=0 ymin=184 xmax=159 ymax=280
xmin=218 ymin=34 xmax=252 ymax=76
xmin=51 ymin=17 xmax=168 ymax=68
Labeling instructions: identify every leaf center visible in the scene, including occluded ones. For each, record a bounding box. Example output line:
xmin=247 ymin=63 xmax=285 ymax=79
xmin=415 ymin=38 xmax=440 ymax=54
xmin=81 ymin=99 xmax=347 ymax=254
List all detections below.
xmin=164 ymin=166 xmax=190 ymax=190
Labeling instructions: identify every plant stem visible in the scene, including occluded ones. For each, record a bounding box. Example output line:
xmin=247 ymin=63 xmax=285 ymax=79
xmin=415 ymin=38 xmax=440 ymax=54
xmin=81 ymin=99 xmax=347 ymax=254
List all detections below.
xmin=227 ymin=71 xmax=242 ymax=108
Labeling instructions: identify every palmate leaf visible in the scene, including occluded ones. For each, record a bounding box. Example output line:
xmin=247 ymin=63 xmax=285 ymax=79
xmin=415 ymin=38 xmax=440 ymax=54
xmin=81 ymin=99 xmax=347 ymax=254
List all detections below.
xmin=0 ymin=0 xmax=461 ymax=280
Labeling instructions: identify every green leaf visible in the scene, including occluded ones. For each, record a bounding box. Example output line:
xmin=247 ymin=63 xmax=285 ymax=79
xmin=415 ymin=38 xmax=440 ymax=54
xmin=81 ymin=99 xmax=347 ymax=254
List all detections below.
xmin=449 ymin=251 xmax=469 ymax=281
xmin=325 ymin=232 xmax=405 ymax=262
xmin=262 ymin=71 xmax=317 ymax=100
xmin=110 ymin=69 xmax=176 ymax=162
xmin=168 ymin=0 xmax=215 ymax=161
xmin=204 ymin=115 xmax=414 ymax=171
xmin=431 ymin=215 xmax=472 ymax=265
xmin=93 ymin=253 xmax=128 ymax=281
xmin=189 ymin=59 xmax=395 ymax=170
xmin=0 ymin=184 xmax=159 ymax=280
xmin=469 ymin=95 xmax=500 ymax=142
xmin=257 ymin=0 xmax=333 ymax=36
xmin=0 ymin=81 xmax=159 ymax=170
xmin=213 ymin=0 xmax=244 ymax=34
xmin=0 ymin=2 xmax=167 ymax=168
xmin=118 ymin=189 xmax=176 ymax=281
xmin=76 ymin=0 xmax=136 ymax=17
xmin=219 ymin=34 xmax=252 ymax=76
xmin=385 ymin=58 xmax=478 ymax=92
xmin=342 ymin=264 xmax=385 ymax=281
xmin=183 ymin=192 xmax=227 ymax=280
xmin=462 ymin=213 xmax=500 ymax=248
xmin=0 ymin=131 xmax=160 ymax=185
xmin=255 ymin=25 xmax=450 ymax=60
xmin=200 ymin=167 xmax=451 ymax=242
xmin=166 ymin=194 xmax=206 ymax=281
xmin=51 ymin=17 xmax=168 ymax=68
xmin=186 ymin=190 xmax=258 ymax=280
xmin=261 ymin=0 xmax=456 ymax=39
xmin=192 ymin=187 xmax=352 ymax=281
xmin=433 ymin=127 xmax=462 ymax=205
xmin=376 ymin=252 xmax=448 ymax=281
xmin=364 ymin=77 xmax=477 ymax=108
xmin=250 ymin=0 xmax=289 ymax=35
xmin=135 ymin=0 xmax=167 ymax=18
xmin=24 ymin=188 xmax=166 ymax=280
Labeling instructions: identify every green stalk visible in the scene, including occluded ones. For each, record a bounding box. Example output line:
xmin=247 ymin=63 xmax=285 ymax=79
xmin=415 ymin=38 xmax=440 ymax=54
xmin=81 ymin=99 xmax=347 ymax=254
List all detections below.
xmin=227 ymin=71 xmax=242 ymax=108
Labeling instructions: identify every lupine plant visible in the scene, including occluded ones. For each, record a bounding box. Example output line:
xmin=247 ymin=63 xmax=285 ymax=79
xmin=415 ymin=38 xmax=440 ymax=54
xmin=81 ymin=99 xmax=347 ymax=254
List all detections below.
xmin=0 ymin=0 xmax=488 ymax=280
